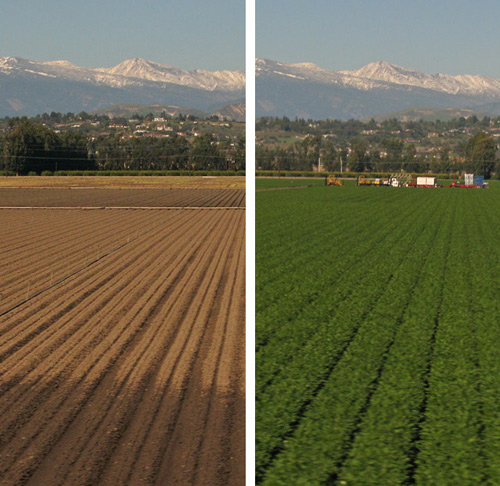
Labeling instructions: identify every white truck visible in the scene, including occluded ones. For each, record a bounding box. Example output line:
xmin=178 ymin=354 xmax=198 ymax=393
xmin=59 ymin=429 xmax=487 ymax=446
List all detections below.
xmin=416 ymin=176 xmax=437 ymax=187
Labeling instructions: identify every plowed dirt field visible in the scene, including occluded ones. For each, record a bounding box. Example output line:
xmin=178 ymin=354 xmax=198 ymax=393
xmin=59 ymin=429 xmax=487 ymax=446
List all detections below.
xmin=0 ymin=187 xmax=245 ymax=485
xmin=0 ymin=188 xmax=245 ymax=208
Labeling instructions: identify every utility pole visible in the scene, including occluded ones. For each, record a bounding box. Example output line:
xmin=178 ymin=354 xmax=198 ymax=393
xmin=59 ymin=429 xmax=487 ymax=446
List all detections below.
xmin=3 ymin=137 xmax=8 ymax=176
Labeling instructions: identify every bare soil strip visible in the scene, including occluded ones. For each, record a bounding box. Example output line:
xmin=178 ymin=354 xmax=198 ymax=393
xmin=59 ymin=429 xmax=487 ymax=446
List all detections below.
xmin=0 ymin=188 xmax=245 ymax=208
xmin=0 ymin=196 xmax=245 ymax=485
xmin=0 ymin=176 xmax=245 ymax=189
xmin=0 ymin=206 xmax=245 ymax=210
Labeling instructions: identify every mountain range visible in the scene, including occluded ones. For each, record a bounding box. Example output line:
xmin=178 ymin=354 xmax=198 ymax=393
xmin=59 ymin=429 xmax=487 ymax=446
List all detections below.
xmin=0 ymin=56 xmax=245 ymax=118
xmin=256 ymin=59 xmax=500 ymax=120
xmin=3 ymin=56 xmax=500 ymax=121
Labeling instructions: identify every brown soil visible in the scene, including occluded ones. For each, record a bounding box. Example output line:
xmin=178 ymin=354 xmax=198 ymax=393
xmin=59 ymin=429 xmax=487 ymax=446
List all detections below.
xmin=0 ymin=190 xmax=245 ymax=485
xmin=0 ymin=176 xmax=245 ymax=189
xmin=0 ymin=188 xmax=245 ymax=208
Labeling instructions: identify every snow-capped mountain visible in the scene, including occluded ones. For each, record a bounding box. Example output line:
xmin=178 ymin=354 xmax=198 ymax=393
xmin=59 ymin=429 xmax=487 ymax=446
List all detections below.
xmin=256 ymin=58 xmax=340 ymax=82
xmin=342 ymin=61 xmax=500 ymax=97
xmin=257 ymin=58 xmax=500 ymax=96
xmin=101 ymin=58 xmax=244 ymax=91
xmin=256 ymin=58 xmax=500 ymax=119
xmin=0 ymin=56 xmax=244 ymax=91
xmin=0 ymin=56 xmax=245 ymax=117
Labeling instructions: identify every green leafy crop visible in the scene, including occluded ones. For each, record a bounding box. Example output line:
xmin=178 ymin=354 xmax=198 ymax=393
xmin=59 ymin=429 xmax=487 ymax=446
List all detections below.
xmin=256 ymin=184 xmax=500 ymax=485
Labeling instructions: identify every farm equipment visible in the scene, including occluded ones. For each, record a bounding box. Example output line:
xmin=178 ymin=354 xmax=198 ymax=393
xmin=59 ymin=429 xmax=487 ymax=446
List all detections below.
xmin=388 ymin=175 xmax=401 ymax=187
xmin=409 ymin=176 xmax=437 ymax=187
xmin=398 ymin=173 xmax=414 ymax=187
xmin=357 ymin=175 xmax=372 ymax=186
xmin=326 ymin=175 xmax=342 ymax=186
xmin=373 ymin=178 xmax=390 ymax=186
xmin=449 ymin=173 xmax=487 ymax=188
xmin=417 ymin=176 xmax=437 ymax=187
xmin=389 ymin=173 xmax=413 ymax=187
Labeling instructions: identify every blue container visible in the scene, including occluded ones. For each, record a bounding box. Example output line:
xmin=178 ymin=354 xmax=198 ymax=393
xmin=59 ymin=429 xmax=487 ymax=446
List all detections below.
xmin=474 ymin=175 xmax=484 ymax=186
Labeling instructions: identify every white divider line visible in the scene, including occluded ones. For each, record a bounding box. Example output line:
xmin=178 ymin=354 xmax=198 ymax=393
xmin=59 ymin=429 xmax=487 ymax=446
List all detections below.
xmin=0 ymin=206 xmax=246 ymax=210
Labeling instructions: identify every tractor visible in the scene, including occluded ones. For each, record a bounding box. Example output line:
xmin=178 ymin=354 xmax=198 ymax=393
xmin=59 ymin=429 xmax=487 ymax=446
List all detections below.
xmin=325 ymin=175 xmax=342 ymax=186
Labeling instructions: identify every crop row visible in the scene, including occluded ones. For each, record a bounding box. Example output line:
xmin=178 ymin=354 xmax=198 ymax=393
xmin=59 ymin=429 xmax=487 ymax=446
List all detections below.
xmin=256 ymin=184 xmax=500 ymax=484
xmin=258 ymin=191 xmax=446 ymax=482
xmin=0 ymin=209 xmax=172 ymax=314
xmin=0 ymin=188 xmax=245 ymax=208
xmin=0 ymin=209 xmax=245 ymax=485
xmin=414 ymin=194 xmax=499 ymax=485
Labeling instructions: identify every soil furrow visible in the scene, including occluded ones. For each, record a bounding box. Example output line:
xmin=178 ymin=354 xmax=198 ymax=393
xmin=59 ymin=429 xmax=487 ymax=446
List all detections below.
xmin=0 ymin=186 xmax=244 ymax=486
xmin=24 ymin=211 xmax=240 ymax=486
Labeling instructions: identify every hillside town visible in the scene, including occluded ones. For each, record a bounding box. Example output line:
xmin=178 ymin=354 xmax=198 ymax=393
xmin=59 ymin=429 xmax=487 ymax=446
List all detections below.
xmin=0 ymin=111 xmax=245 ymax=174
xmin=256 ymin=115 xmax=500 ymax=178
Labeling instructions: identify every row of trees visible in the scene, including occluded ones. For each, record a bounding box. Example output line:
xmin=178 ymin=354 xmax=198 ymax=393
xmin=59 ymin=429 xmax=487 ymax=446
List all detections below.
xmin=257 ymin=114 xmax=498 ymax=136
xmin=256 ymin=132 xmax=500 ymax=178
xmin=1 ymin=118 xmax=496 ymax=177
xmin=0 ymin=111 xmax=210 ymax=128
xmin=0 ymin=120 xmax=245 ymax=174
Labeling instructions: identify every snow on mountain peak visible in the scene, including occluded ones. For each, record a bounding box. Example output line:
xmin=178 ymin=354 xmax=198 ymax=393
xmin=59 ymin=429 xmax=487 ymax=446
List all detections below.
xmin=103 ymin=58 xmax=174 ymax=79
xmin=344 ymin=61 xmax=500 ymax=95
xmin=289 ymin=62 xmax=322 ymax=70
xmin=1 ymin=56 xmax=19 ymax=64
xmin=345 ymin=61 xmax=422 ymax=82
xmin=98 ymin=58 xmax=244 ymax=91
xmin=255 ymin=58 xmax=500 ymax=97
xmin=42 ymin=60 xmax=77 ymax=67
xmin=0 ymin=55 xmax=245 ymax=93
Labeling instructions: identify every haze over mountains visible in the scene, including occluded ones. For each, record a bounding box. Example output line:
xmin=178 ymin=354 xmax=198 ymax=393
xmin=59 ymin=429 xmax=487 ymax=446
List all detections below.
xmin=4 ymin=56 xmax=500 ymax=122
xmin=256 ymin=59 xmax=500 ymax=120
xmin=0 ymin=56 xmax=245 ymax=118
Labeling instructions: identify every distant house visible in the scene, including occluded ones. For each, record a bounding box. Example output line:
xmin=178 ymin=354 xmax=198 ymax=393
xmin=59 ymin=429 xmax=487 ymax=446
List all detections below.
xmin=144 ymin=132 xmax=169 ymax=138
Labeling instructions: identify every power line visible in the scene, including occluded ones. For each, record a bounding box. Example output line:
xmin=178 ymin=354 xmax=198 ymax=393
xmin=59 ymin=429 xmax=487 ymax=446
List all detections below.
xmin=3 ymin=154 xmax=240 ymax=162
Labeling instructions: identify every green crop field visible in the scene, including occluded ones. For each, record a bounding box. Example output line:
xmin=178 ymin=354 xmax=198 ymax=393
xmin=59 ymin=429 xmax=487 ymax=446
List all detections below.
xmin=256 ymin=177 xmax=327 ymax=190
xmin=256 ymin=183 xmax=500 ymax=485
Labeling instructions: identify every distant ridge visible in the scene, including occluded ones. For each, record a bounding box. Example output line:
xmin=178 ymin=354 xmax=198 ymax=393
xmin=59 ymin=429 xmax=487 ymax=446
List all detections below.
xmin=91 ymin=103 xmax=207 ymax=119
xmin=256 ymin=58 xmax=500 ymax=119
xmin=91 ymin=101 xmax=245 ymax=122
xmin=0 ymin=56 xmax=245 ymax=117
xmin=210 ymin=101 xmax=245 ymax=122
xmin=361 ymin=107 xmax=494 ymax=123
xmin=100 ymin=57 xmax=244 ymax=91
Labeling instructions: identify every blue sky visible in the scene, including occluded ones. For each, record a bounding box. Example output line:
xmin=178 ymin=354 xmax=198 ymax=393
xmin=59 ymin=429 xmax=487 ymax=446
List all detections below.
xmin=257 ymin=0 xmax=500 ymax=77
xmin=0 ymin=0 xmax=245 ymax=70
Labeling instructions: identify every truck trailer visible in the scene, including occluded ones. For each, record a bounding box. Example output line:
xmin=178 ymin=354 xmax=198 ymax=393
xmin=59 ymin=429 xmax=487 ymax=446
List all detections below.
xmin=415 ymin=177 xmax=437 ymax=187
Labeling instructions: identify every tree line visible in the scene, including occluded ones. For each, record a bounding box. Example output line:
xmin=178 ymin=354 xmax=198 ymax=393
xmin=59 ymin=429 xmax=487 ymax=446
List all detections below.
xmin=256 ymin=114 xmax=497 ymax=139
xmin=257 ymin=132 xmax=500 ymax=178
xmin=0 ymin=119 xmax=245 ymax=175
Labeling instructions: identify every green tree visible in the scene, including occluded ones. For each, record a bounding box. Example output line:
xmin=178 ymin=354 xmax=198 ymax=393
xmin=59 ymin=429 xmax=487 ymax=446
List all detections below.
xmin=233 ymin=136 xmax=245 ymax=171
xmin=5 ymin=120 xmax=60 ymax=174
xmin=348 ymin=137 xmax=369 ymax=172
xmin=381 ymin=138 xmax=404 ymax=171
xmin=438 ymin=147 xmax=451 ymax=174
xmin=461 ymin=132 xmax=497 ymax=178
xmin=189 ymin=134 xmax=224 ymax=170
xmin=321 ymin=140 xmax=338 ymax=171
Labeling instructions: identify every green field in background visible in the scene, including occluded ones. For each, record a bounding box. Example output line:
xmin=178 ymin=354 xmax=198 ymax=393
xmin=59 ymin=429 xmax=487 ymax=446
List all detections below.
xmin=256 ymin=183 xmax=500 ymax=485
